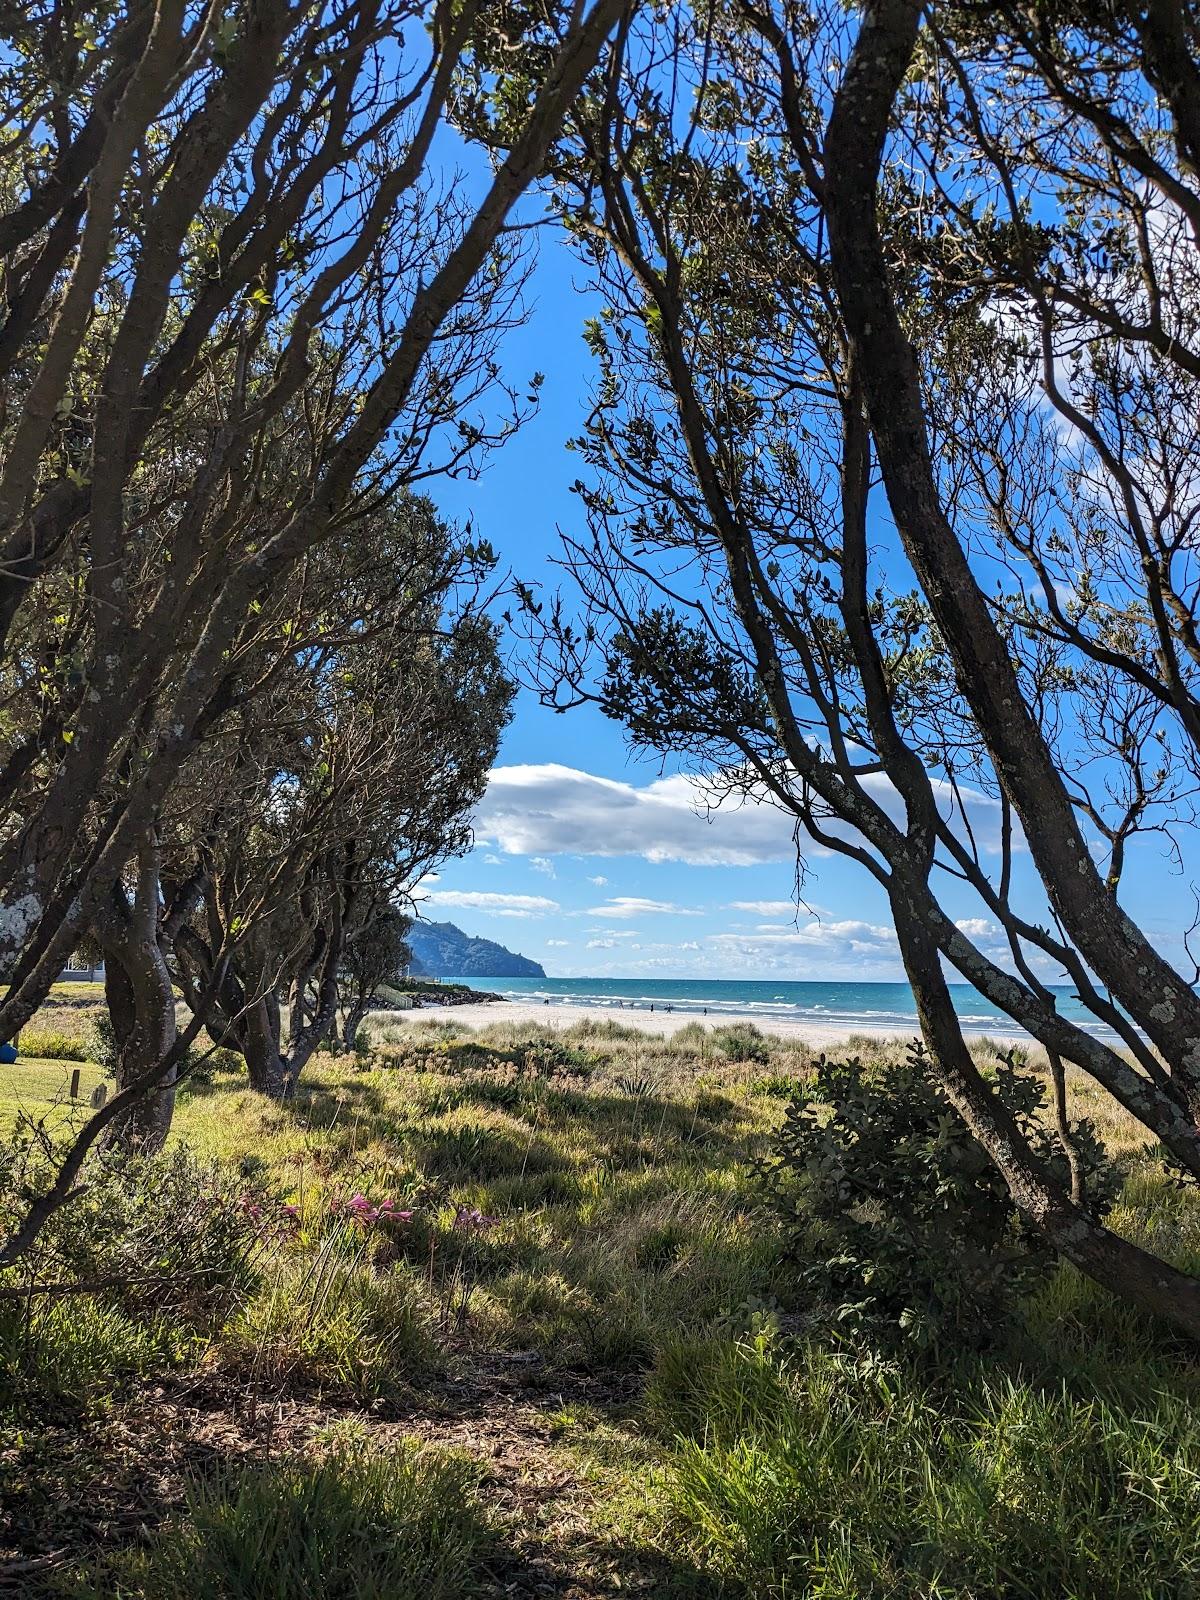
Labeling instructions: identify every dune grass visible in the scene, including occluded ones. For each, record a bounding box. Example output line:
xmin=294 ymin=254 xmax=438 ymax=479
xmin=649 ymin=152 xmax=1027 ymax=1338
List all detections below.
xmin=4 ymin=1014 xmax=1200 ymax=1595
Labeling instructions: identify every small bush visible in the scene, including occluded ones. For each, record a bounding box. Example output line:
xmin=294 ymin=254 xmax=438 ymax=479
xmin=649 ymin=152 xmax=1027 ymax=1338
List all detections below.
xmin=0 ymin=1135 xmax=276 ymax=1391
xmin=16 ymin=1028 xmax=89 ymax=1061
xmin=91 ymin=1434 xmax=494 ymax=1600
xmin=711 ymin=1022 xmax=769 ymax=1064
xmin=762 ymin=1043 xmax=1117 ymax=1351
xmin=85 ymin=1011 xmax=236 ymax=1085
xmin=671 ymin=1021 xmax=709 ymax=1047
xmin=84 ymin=1009 xmax=117 ymax=1074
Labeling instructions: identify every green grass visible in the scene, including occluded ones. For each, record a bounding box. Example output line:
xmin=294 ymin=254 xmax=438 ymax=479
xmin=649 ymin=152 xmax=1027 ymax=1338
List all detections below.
xmin=644 ymin=1333 xmax=1200 ymax=1598
xmin=5 ymin=1016 xmax=1200 ymax=1595
xmin=0 ymin=1056 xmax=109 ymax=1129
xmin=76 ymin=1432 xmax=498 ymax=1599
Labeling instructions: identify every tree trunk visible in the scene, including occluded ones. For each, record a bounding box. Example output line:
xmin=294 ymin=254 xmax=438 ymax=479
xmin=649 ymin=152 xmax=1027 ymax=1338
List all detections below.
xmin=101 ymin=929 xmax=177 ymax=1151
xmin=342 ymin=996 xmax=368 ymax=1051
xmin=821 ymin=0 xmax=1200 ymax=1114
xmin=243 ymin=993 xmax=293 ymax=1097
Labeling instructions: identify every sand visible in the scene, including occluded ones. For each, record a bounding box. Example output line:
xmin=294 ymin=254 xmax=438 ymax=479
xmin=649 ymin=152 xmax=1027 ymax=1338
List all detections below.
xmin=379 ymin=997 xmax=1034 ymax=1048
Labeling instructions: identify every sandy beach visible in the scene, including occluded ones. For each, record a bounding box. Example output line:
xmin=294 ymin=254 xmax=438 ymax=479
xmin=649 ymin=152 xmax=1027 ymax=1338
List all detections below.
xmin=384 ymin=996 xmax=1035 ymax=1049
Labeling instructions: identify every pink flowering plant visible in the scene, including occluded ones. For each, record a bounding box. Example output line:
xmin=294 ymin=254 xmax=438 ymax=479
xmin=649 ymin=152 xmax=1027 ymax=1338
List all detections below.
xmin=335 ymin=1192 xmax=415 ymax=1229
xmin=452 ymin=1203 xmax=498 ymax=1234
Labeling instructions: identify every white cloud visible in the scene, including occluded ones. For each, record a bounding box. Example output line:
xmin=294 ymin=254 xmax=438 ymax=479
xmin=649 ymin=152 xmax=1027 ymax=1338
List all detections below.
xmin=726 ymin=900 xmax=799 ymax=917
xmin=475 ymin=765 xmax=802 ymax=866
xmin=423 ymin=890 xmax=559 ymax=919
xmin=955 ymin=917 xmax=999 ymax=939
xmin=530 ymin=856 xmax=556 ymax=877
xmin=587 ymin=874 xmax=609 ymax=886
xmin=483 ymin=854 xmax=502 ymax=866
xmin=546 ymin=939 xmax=569 ymax=947
xmin=712 ymin=919 xmax=896 ymax=953
xmin=586 ymin=897 xmax=701 ymax=918
xmin=474 ymin=763 xmax=1014 ymax=868
xmin=587 ymin=938 xmax=617 ymax=949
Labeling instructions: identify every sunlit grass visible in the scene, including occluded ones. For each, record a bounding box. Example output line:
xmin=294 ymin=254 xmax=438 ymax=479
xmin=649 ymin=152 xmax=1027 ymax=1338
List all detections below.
xmin=7 ymin=1010 xmax=1200 ymax=1596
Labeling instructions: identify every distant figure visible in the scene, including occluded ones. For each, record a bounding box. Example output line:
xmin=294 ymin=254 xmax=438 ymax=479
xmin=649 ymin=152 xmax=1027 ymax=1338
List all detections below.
xmin=703 ymin=1007 xmax=707 ymax=1016
xmin=0 ymin=1042 xmax=16 ymax=1065
xmin=650 ymin=1003 xmax=655 ymax=1012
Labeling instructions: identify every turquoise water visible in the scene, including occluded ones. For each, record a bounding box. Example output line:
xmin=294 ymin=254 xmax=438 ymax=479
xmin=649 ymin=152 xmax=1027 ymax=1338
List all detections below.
xmin=473 ymin=976 xmax=1126 ymax=1042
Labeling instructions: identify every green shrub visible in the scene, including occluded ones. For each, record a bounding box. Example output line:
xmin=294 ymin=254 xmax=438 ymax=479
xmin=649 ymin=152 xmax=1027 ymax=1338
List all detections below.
xmin=0 ymin=1132 xmax=285 ymax=1404
xmin=16 ymin=1028 xmax=89 ymax=1061
xmin=86 ymin=1434 xmax=494 ymax=1600
xmin=84 ymin=1011 xmax=236 ymax=1085
xmin=711 ymin=1022 xmax=769 ymax=1064
xmin=762 ymin=1043 xmax=1117 ymax=1351
xmin=84 ymin=1009 xmax=117 ymax=1074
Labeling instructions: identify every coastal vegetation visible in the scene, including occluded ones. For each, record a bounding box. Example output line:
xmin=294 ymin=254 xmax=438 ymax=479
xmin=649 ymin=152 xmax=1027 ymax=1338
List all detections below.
xmin=3 ymin=0 xmax=1200 ymax=1593
xmin=4 ymin=1001 xmax=1200 ymax=1594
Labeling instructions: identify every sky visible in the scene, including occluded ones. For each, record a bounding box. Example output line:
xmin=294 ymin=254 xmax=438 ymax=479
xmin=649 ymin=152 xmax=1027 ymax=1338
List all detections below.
xmin=419 ymin=223 xmax=1195 ymax=984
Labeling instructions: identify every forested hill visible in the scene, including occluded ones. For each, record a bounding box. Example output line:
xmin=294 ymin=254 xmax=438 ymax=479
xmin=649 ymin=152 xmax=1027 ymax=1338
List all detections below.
xmin=407 ymin=920 xmax=545 ymax=979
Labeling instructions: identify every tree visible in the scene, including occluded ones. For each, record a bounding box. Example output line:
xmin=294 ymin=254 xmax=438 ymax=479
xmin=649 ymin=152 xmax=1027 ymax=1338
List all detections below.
xmin=166 ymin=498 xmax=511 ymax=1099
xmin=538 ymin=0 xmax=1200 ymax=1332
xmin=0 ymin=0 xmax=628 ymax=1051
xmin=339 ymin=908 xmax=413 ymax=1050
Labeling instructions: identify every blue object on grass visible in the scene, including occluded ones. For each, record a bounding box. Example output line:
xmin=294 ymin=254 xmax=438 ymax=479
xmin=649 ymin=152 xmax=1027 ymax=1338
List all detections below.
xmin=0 ymin=1042 xmax=16 ymax=1064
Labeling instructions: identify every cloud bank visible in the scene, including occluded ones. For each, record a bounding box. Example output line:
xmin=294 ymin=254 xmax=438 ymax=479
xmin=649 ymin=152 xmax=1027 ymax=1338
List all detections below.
xmin=474 ymin=763 xmax=1013 ymax=868
xmin=474 ymin=765 xmax=802 ymax=866
xmin=422 ymin=890 xmax=559 ymax=919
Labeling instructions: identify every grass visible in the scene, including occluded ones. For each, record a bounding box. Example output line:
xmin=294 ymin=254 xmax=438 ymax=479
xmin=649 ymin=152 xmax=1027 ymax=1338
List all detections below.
xmin=646 ymin=1334 xmax=1200 ymax=1598
xmin=82 ymin=1430 xmax=498 ymax=1599
xmin=3 ymin=1013 xmax=1200 ymax=1595
xmin=0 ymin=1057 xmax=109 ymax=1129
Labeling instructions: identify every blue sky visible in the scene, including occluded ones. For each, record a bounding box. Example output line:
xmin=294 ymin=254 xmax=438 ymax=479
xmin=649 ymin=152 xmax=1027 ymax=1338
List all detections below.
xmin=420 ymin=228 xmax=1194 ymax=983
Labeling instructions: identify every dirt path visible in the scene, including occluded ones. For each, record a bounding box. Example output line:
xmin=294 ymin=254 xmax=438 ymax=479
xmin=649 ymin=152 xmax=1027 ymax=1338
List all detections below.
xmin=1 ymin=1354 xmax=688 ymax=1597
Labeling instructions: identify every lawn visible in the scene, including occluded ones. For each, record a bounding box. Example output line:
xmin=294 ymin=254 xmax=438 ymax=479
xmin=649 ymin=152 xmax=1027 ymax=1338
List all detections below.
xmin=2 ymin=1015 xmax=1200 ymax=1597
xmin=0 ymin=1057 xmax=109 ymax=1127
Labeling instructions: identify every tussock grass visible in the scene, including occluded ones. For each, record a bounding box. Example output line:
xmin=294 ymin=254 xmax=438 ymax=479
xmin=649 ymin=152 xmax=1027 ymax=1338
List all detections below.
xmin=79 ymin=1433 xmax=495 ymax=1599
xmin=645 ymin=1333 xmax=1200 ymax=1597
xmin=6 ymin=1015 xmax=1200 ymax=1596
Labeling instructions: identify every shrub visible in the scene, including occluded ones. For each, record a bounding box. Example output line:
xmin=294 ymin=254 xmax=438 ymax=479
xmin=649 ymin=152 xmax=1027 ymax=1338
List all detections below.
xmin=762 ymin=1043 xmax=1117 ymax=1351
xmin=88 ymin=1434 xmax=494 ymax=1600
xmin=0 ymin=1135 xmax=276 ymax=1382
xmin=84 ymin=1009 xmax=117 ymax=1074
xmin=711 ymin=1022 xmax=769 ymax=1064
xmin=84 ymin=1011 xmax=238 ymax=1085
xmin=16 ymin=1028 xmax=89 ymax=1061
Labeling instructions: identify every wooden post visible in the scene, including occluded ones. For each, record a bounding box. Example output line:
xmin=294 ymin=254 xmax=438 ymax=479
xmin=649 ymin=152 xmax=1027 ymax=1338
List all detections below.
xmin=69 ymin=1067 xmax=81 ymax=1099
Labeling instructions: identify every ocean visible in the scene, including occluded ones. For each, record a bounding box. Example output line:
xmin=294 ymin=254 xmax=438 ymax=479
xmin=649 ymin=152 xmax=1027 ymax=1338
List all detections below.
xmin=478 ymin=976 xmax=1127 ymax=1043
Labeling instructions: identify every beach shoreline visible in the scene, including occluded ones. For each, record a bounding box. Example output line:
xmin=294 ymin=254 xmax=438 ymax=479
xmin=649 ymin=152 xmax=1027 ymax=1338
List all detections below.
xmin=378 ymin=996 xmax=1037 ymax=1049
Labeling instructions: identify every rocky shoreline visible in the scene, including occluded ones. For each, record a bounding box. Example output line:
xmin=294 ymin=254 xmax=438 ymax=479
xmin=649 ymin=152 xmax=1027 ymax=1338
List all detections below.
xmin=377 ymin=981 xmax=507 ymax=1009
